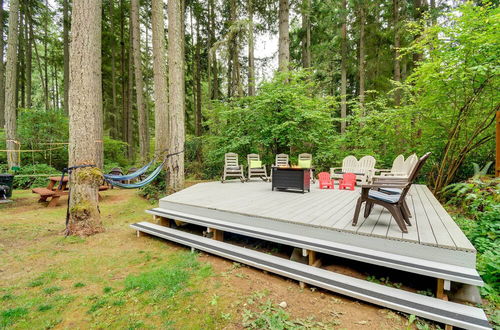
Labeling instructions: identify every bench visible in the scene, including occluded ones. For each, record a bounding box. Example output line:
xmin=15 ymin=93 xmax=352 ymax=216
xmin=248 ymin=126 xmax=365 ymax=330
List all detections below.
xmin=32 ymin=188 xmax=68 ymax=207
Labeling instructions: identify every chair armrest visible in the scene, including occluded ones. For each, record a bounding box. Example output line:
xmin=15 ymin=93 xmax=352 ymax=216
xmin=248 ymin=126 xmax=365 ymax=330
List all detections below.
xmin=330 ymin=167 xmax=342 ymax=173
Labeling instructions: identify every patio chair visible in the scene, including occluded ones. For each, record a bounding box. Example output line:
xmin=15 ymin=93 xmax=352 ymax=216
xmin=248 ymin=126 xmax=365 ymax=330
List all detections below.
xmin=331 ymin=155 xmax=376 ymax=184
xmin=298 ymin=153 xmax=315 ymax=183
xmin=274 ymin=154 xmax=289 ymax=167
xmin=378 ymin=154 xmax=418 ymax=195
xmin=377 ymin=154 xmax=405 ymax=176
xmin=247 ymin=154 xmax=269 ymax=182
xmin=352 ymin=152 xmax=431 ymax=233
xmin=339 ymin=173 xmax=356 ymax=190
xmin=108 ymin=167 xmax=124 ymax=188
xmin=318 ymin=172 xmax=334 ymax=189
xmin=221 ymin=153 xmax=245 ymax=183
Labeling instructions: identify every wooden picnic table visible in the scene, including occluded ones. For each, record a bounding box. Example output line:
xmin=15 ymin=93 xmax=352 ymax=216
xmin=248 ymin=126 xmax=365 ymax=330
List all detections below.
xmin=32 ymin=176 xmax=109 ymax=207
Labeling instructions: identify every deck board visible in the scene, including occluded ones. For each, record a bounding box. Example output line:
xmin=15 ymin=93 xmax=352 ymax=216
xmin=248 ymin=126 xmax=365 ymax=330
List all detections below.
xmin=163 ymin=181 xmax=474 ymax=252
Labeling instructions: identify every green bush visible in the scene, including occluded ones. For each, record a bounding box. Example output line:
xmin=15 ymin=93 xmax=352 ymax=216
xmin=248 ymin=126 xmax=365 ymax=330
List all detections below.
xmin=443 ymin=177 xmax=500 ymax=302
xmin=12 ymin=164 xmax=60 ymax=189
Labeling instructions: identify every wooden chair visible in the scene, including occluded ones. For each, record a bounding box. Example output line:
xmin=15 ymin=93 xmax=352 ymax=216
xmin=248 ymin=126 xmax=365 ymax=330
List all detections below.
xmin=298 ymin=153 xmax=315 ymax=183
xmin=377 ymin=154 xmax=405 ymax=176
xmin=274 ymin=154 xmax=289 ymax=167
xmin=221 ymin=153 xmax=245 ymax=183
xmin=352 ymin=152 xmax=431 ymax=233
xmin=339 ymin=173 xmax=356 ymax=190
xmin=247 ymin=154 xmax=269 ymax=182
xmin=331 ymin=155 xmax=376 ymax=184
xmin=318 ymin=172 xmax=334 ymax=189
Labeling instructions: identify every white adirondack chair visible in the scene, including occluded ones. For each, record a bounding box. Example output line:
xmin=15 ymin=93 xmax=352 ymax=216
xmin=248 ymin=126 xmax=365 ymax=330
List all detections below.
xmin=330 ymin=156 xmax=358 ymax=180
xmin=357 ymin=156 xmax=377 ymax=184
xmin=379 ymin=154 xmax=406 ymax=176
xmin=221 ymin=153 xmax=245 ymax=183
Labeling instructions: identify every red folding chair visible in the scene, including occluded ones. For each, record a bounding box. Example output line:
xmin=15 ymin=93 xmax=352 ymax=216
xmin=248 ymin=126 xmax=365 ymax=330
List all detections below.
xmin=339 ymin=172 xmax=356 ymax=190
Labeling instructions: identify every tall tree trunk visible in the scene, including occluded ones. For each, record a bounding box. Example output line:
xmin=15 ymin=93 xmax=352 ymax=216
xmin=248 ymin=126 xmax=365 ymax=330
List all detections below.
xmin=131 ymin=0 xmax=148 ymax=162
xmin=393 ymin=0 xmax=401 ymax=106
xmin=0 ymin=0 xmax=4 ymax=126
xmin=127 ymin=14 xmax=134 ymax=158
xmin=18 ymin=3 xmax=24 ymax=109
xmin=228 ymin=0 xmax=241 ymax=97
xmin=194 ymin=15 xmax=202 ymax=136
xmin=247 ymin=0 xmax=255 ymax=96
xmin=340 ymin=0 xmax=347 ymax=134
xmin=152 ymin=0 xmax=168 ymax=153
xmin=44 ymin=0 xmax=49 ymax=110
xmin=278 ymin=0 xmax=290 ymax=72
xmin=67 ymin=0 xmax=104 ymax=236
xmin=301 ymin=0 xmax=311 ymax=68
xmin=358 ymin=3 xmax=366 ymax=115
xmin=412 ymin=0 xmax=424 ymax=64
xmin=120 ymin=0 xmax=127 ymax=143
xmin=167 ymin=0 xmax=185 ymax=191
xmin=63 ymin=0 xmax=70 ymax=114
xmin=208 ymin=0 xmax=218 ymax=99
xmin=5 ymin=0 xmax=20 ymax=169
xmin=110 ymin=0 xmax=118 ymax=138
xmin=25 ymin=0 xmax=32 ymax=109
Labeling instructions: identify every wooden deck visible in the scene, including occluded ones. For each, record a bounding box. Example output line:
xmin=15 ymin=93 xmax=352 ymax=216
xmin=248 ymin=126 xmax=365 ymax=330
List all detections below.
xmin=159 ymin=181 xmax=476 ymax=268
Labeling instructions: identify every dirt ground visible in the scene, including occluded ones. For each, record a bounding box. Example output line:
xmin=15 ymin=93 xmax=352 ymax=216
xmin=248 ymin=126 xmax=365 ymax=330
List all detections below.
xmin=0 ymin=186 xmax=438 ymax=329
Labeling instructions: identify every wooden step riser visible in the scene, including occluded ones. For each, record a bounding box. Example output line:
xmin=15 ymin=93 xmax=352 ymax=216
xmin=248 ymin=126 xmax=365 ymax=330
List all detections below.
xmin=131 ymin=222 xmax=490 ymax=330
xmin=146 ymin=208 xmax=483 ymax=286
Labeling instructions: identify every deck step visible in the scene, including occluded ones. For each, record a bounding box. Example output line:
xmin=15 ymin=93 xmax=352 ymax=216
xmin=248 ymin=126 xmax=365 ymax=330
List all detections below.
xmin=146 ymin=207 xmax=483 ymax=286
xmin=131 ymin=222 xmax=490 ymax=330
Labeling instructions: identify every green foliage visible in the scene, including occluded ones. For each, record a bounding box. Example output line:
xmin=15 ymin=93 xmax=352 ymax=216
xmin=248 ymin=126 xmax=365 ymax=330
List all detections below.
xmin=11 ymin=164 xmax=60 ymax=189
xmin=137 ymin=163 xmax=167 ymax=202
xmin=203 ymin=70 xmax=335 ymax=178
xmin=16 ymin=108 xmax=69 ymax=169
xmin=103 ymin=136 xmax=130 ymax=168
xmin=443 ymin=177 xmax=500 ymax=302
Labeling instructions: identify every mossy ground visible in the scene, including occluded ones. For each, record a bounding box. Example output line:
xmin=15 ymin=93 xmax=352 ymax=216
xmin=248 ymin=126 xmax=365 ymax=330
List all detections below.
xmin=1 ymin=187 xmax=420 ymax=329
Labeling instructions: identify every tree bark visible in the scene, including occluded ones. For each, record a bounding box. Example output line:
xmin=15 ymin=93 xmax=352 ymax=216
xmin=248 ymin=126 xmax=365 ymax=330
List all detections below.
xmin=109 ymin=0 xmax=118 ymax=138
xmin=152 ymin=0 xmax=169 ymax=153
xmin=0 ymin=0 xmax=5 ymax=127
xmin=127 ymin=14 xmax=134 ymax=159
xmin=393 ymin=0 xmax=401 ymax=106
xmin=67 ymin=0 xmax=104 ymax=236
xmin=301 ymin=0 xmax=311 ymax=68
xmin=5 ymin=0 xmax=20 ymax=169
xmin=278 ymin=0 xmax=290 ymax=72
xmin=131 ymin=0 xmax=148 ymax=162
xmin=208 ymin=0 xmax=218 ymax=99
xmin=247 ymin=0 xmax=255 ymax=96
xmin=63 ymin=0 xmax=70 ymax=114
xmin=359 ymin=2 xmax=366 ymax=115
xmin=167 ymin=0 xmax=185 ymax=191
xmin=43 ymin=0 xmax=49 ymax=110
xmin=194 ymin=13 xmax=202 ymax=136
xmin=120 ymin=0 xmax=127 ymax=143
xmin=25 ymin=0 xmax=32 ymax=109
xmin=18 ymin=2 xmax=25 ymax=109
xmin=340 ymin=0 xmax=347 ymax=134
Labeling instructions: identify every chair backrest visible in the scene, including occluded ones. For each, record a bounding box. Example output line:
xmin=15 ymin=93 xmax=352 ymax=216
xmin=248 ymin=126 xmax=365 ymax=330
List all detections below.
xmin=404 ymin=154 xmax=418 ymax=176
xmin=127 ymin=167 xmax=138 ymax=174
xmin=275 ymin=154 xmax=289 ymax=167
xmin=247 ymin=153 xmax=260 ymax=163
xmin=318 ymin=172 xmax=330 ymax=181
xmin=110 ymin=167 xmax=123 ymax=175
xmin=400 ymin=152 xmax=431 ymax=200
xmin=343 ymin=172 xmax=356 ymax=183
xmin=298 ymin=153 xmax=312 ymax=161
xmin=342 ymin=156 xmax=358 ymax=173
xmin=391 ymin=155 xmax=406 ymax=173
xmin=225 ymin=153 xmax=239 ymax=167
xmin=357 ymin=156 xmax=376 ymax=173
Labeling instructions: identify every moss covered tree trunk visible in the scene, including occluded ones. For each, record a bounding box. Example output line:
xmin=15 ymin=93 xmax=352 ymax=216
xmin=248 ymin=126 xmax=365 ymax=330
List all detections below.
xmin=152 ymin=0 xmax=169 ymax=154
xmin=4 ymin=0 xmax=20 ymax=169
xmin=67 ymin=0 xmax=104 ymax=236
xmin=0 ymin=0 xmax=5 ymax=127
xmin=167 ymin=0 xmax=185 ymax=191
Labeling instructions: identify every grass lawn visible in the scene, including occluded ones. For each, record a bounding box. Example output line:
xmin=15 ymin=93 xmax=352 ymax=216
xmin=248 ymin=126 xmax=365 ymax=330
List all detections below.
xmin=0 ymin=187 xmax=420 ymax=329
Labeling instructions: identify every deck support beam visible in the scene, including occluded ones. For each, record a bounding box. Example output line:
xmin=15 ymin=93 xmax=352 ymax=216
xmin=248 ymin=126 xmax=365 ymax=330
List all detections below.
xmin=208 ymin=228 xmax=224 ymax=241
xmin=437 ymin=278 xmax=453 ymax=330
xmin=154 ymin=215 xmax=172 ymax=227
